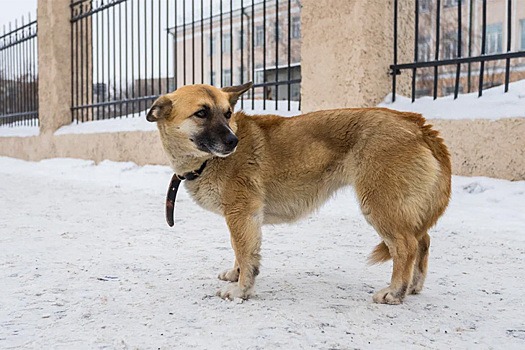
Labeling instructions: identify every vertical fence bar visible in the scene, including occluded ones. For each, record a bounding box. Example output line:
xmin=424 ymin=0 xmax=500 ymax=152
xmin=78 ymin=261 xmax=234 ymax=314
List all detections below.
xmin=504 ymin=0 xmax=512 ymax=92
xmin=240 ymin=0 xmax=244 ymax=108
xmin=478 ymin=0 xmax=487 ymax=97
xmin=132 ymin=0 xmax=136 ymax=105
xmin=467 ymin=0 xmax=473 ymax=93
xmin=192 ymin=0 xmax=195 ymax=84
xmin=157 ymin=0 xmax=161 ymax=96
xmin=392 ymin=0 xmax=398 ymax=102
xmin=275 ymin=0 xmax=279 ymax=109
xmin=201 ymin=0 xmax=204 ymax=84
xmin=251 ymin=0 xmax=254 ymax=108
xmin=433 ymin=0 xmax=441 ymax=100
xmin=174 ymin=0 xmax=178 ymax=89
xmin=165 ymin=0 xmax=169 ymax=93
xmin=220 ymin=0 xmax=223 ymax=87
xmin=126 ymin=0 xmax=129 ymax=114
xmin=137 ymin=0 xmax=142 ymax=112
xmin=107 ymin=6 xmax=111 ymax=115
xmin=144 ymin=0 xmax=148 ymax=106
xmin=70 ymin=6 xmax=75 ymax=122
xmin=150 ymin=0 xmax=154 ymax=98
xmin=411 ymin=0 xmax=419 ymax=102
xmin=454 ymin=0 xmax=462 ymax=99
xmin=230 ymin=0 xmax=233 ymax=86
xmin=113 ymin=4 xmax=117 ymax=118
xmin=210 ymin=0 xmax=213 ymax=85
xmin=287 ymin=0 xmax=291 ymax=110
xmin=263 ymin=0 xmax=266 ymax=108
xmin=183 ymin=0 xmax=186 ymax=85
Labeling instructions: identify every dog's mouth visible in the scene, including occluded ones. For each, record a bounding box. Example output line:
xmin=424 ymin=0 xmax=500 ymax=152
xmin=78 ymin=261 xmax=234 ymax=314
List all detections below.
xmin=192 ymin=131 xmax=238 ymax=157
xmin=193 ymin=139 xmax=237 ymax=158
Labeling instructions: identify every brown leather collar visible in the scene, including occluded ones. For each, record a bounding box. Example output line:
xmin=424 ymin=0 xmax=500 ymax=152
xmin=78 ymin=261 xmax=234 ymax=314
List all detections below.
xmin=165 ymin=161 xmax=208 ymax=227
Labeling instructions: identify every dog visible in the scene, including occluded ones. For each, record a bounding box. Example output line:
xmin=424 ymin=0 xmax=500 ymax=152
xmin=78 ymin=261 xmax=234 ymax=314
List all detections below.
xmin=146 ymin=82 xmax=451 ymax=305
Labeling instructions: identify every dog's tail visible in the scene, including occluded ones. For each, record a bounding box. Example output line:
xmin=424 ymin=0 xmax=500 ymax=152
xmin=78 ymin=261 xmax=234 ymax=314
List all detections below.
xmin=368 ymin=241 xmax=391 ymax=265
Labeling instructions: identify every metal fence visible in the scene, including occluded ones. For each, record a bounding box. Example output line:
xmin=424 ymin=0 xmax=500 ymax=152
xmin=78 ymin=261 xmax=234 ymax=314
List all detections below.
xmin=391 ymin=0 xmax=525 ymax=102
xmin=0 ymin=17 xmax=38 ymax=127
xmin=70 ymin=0 xmax=301 ymax=123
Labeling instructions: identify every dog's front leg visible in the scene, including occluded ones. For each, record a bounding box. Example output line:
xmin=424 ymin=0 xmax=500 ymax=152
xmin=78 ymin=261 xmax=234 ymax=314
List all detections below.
xmin=217 ymin=208 xmax=263 ymax=300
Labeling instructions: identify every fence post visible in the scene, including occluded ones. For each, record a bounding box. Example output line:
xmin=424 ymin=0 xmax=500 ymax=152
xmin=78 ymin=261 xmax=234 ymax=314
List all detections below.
xmin=300 ymin=0 xmax=414 ymax=112
xmin=37 ymin=0 xmax=72 ymax=134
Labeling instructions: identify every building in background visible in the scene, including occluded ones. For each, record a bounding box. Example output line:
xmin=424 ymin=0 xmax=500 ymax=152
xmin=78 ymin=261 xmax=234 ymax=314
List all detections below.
xmin=168 ymin=0 xmax=301 ymax=101
xmin=416 ymin=0 xmax=525 ymax=97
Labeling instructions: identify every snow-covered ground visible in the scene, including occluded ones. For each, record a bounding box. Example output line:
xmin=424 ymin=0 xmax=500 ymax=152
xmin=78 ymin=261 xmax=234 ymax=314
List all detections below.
xmin=1 ymin=157 xmax=524 ymax=349
xmin=379 ymin=79 xmax=525 ymax=120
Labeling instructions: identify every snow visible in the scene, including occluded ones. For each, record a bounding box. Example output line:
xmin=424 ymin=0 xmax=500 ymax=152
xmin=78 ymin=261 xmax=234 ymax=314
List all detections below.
xmin=379 ymin=80 xmax=525 ymax=120
xmin=1 ymin=157 xmax=524 ymax=349
xmin=0 ymin=125 xmax=39 ymax=138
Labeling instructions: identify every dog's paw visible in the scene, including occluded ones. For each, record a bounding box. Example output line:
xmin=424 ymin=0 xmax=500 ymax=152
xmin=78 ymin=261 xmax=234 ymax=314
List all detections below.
xmin=372 ymin=287 xmax=404 ymax=305
xmin=218 ymin=268 xmax=239 ymax=282
xmin=216 ymin=283 xmax=252 ymax=301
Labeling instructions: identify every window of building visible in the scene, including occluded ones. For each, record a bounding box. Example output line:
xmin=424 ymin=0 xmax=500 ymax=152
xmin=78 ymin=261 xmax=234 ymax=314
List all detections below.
xmin=222 ymin=34 xmax=231 ymax=53
xmin=443 ymin=85 xmax=463 ymax=96
xmin=292 ymin=17 xmax=301 ymax=39
xmin=418 ymin=37 xmax=431 ymax=61
xmin=443 ymin=31 xmax=458 ymax=59
xmin=520 ymin=19 xmax=525 ymax=50
xmin=420 ymin=0 xmax=431 ymax=12
xmin=270 ymin=22 xmax=282 ymax=43
xmin=222 ymin=69 xmax=231 ymax=87
xmin=208 ymin=36 xmax=217 ymax=56
xmin=255 ymin=71 xmax=264 ymax=84
xmin=486 ymin=23 xmax=503 ymax=54
xmin=255 ymin=26 xmax=264 ymax=47
xmin=443 ymin=0 xmax=459 ymax=8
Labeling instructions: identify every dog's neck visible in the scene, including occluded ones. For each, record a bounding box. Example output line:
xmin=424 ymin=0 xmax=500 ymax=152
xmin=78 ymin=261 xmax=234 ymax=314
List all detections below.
xmin=169 ymin=154 xmax=212 ymax=176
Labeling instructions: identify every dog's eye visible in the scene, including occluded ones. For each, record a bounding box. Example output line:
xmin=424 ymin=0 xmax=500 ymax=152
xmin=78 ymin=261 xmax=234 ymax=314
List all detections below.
xmin=194 ymin=109 xmax=207 ymax=118
xmin=224 ymin=111 xmax=232 ymax=119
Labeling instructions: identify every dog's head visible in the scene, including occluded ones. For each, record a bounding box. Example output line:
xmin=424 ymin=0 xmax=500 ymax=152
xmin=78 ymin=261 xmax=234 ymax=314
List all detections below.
xmin=146 ymin=82 xmax=252 ymax=158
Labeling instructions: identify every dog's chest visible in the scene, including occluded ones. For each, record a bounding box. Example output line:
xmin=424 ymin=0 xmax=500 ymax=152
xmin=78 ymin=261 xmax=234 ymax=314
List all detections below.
xmin=184 ymin=178 xmax=223 ymax=215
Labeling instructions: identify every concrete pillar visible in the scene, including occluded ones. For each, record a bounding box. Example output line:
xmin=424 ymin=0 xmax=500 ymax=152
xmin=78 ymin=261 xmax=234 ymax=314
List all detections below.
xmin=301 ymin=0 xmax=414 ymax=112
xmin=38 ymin=0 xmax=72 ymax=134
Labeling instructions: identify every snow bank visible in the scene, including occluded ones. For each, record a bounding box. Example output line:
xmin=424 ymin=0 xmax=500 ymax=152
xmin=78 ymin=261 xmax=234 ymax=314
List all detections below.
xmin=0 ymin=156 xmax=524 ymax=348
xmin=379 ymin=79 xmax=525 ymax=120
xmin=0 ymin=125 xmax=39 ymax=137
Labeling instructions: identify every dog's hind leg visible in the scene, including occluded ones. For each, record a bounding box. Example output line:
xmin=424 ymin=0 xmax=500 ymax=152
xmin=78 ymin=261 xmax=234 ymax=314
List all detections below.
xmin=409 ymin=232 xmax=430 ymax=294
xmin=372 ymin=234 xmax=418 ymax=305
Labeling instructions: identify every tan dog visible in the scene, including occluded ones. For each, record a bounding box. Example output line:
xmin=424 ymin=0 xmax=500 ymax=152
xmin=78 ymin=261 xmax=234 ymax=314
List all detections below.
xmin=147 ymin=82 xmax=451 ymax=305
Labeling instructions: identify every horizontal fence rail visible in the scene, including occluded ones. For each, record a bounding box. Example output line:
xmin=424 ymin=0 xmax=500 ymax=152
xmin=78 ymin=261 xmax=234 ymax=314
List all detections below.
xmin=70 ymin=0 xmax=301 ymax=124
xmin=0 ymin=17 xmax=38 ymax=127
xmin=391 ymin=0 xmax=525 ymax=102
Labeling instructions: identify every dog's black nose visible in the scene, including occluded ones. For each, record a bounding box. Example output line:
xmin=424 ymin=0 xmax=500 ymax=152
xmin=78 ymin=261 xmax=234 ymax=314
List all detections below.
xmin=224 ymin=133 xmax=238 ymax=149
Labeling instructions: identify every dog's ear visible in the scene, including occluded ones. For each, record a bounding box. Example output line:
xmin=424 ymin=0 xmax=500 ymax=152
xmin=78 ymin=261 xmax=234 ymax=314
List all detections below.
xmin=222 ymin=82 xmax=253 ymax=106
xmin=146 ymin=95 xmax=173 ymax=122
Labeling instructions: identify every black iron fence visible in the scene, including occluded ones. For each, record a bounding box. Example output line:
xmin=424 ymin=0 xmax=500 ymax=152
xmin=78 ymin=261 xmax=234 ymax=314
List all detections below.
xmin=391 ymin=0 xmax=525 ymax=102
xmin=70 ymin=0 xmax=301 ymax=123
xmin=0 ymin=17 xmax=38 ymax=127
